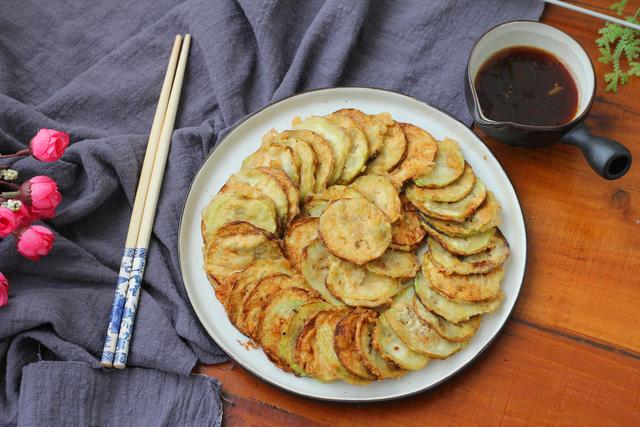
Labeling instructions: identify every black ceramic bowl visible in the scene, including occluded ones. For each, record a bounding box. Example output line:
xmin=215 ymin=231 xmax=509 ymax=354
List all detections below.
xmin=466 ymin=21 xmax=632 ymax=180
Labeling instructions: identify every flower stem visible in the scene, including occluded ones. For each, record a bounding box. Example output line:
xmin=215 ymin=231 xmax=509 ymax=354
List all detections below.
xmin=0 ymin=148 xmax=30 ymax=159
xmin=1 ymin=191 xmax=19 ymax=199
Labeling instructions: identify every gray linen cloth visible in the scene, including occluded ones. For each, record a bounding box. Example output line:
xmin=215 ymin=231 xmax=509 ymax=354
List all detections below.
xmin=0 ymin=0 xmax=543 ymax=425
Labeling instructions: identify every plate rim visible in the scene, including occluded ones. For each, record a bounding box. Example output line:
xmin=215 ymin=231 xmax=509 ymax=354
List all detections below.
xmin=177 ymin=86 xmax=528 ymax=402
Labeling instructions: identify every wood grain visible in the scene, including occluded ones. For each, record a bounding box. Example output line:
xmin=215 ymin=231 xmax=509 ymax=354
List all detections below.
xmin=483 ymin=3 xmax=640 ymax=354
xmin=196 ymin=2 xmax=640 ymax=425
xmin=198 ymin=320 xmax=640 ymax=426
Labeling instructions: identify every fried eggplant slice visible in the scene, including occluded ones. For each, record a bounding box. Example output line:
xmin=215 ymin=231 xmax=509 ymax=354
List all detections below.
xmin=279 ymin=129 xmax=335 ymax=193
xmin=242 ymin=142 xmax=301 ymax=188
xmin=259 ymin=167 xmax=300 ymax=226
xmin=365 ymin=249 xmax=419 ymax=280
xmin=240 ymin=273 xmax=308 ymax=338
xmin=413 ymin=138 xmax=465 ymax=188
xmin=334 ymin=310 xmax=378 ymax=380
xmin=391 ymin=198 xmax=426 ymax=250
xmin=407 ymin=178 xmax=487 ymax=222
xmin=263 ymin=130 xmax=318 ymax=198
xmin=258 ymin=287 xmax=321 ymax=370
xmin=224 ymin=259 xmax=294 ymax=324
xmin=414 ymin=271 xmax=503 ymax=323
xmin=409 ymin=163 xmax=475 ymax=202
xmin=372 ymin=312 xmax=429 ymax=370
xmin=301 ymin=185 xmax=361 ymax=217
xmin=293 ymin=116 xmax=352 ymax=184
xmin=284 ymin=217 xmax=319 ymax=271
xmin=351 ymin=174 xmax=401 ymax=223
xmin=333 ymin=109 xmax=392 ymax=156
xmin=356 ymin=313 xmax=407 ymax=379
xmin=413 ymin=295 xmax=481 ymax=342
xmin=421 ymin=220 xmax=496 ymax=256
xmin=319 ymin=198 xmax=391 ymax=265
xmin=389 ymin=123 xmax=437 ymax=186
xmin=295 ymin=309 xmax=370 ymax=384
xmin=299 ymin=240 xmax=345 ymax=306
xmin=428 ymin=232 xmax=509 ymax=275
xmin=423 ymin=254 xmax=504 ymax=302
xmin=424 ymin=192 xmax=501 ymax=237
xmin=277 ymin=301 xmax=332 ymax=376
xmin=326 ymin=259 xmax=400 ymax=307
xmin=226 ymin=168 xmax=290 ymax=229
xmin=327 ymin=113 xmax=369 ymax=184
xmin=203 ymin=221 xmax=283 ymax=286
xmin=366 ymin=120 xmax=407 ymax=173
xmin=201 ymin=192 xmax=277 ymax=236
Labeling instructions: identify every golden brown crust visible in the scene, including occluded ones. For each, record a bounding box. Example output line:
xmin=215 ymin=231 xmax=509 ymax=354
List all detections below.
xmin=423 ymin=254 xmax=504 ymax=302
xmin=240 ymin=273 xmax=308 ymax=339
xmin=318 ymin=198 xmax=391 ymax=265
xmin=242 ymin=142 xmax=301 ymax=188
xmin=279 ymin=129 xmax=335 ymax=193
xmin=257 ymin=287 xmax=321 ymax=371
xmin=333 ymin=310 xmax=378 ymax=380
xmin=424 ymin=192 xmax=502 ymax=237
xmin=351 ymin=174 xmax=401 ymax=223
xmin=410 ymin=162 xmax=475 ymax=202
xmin=391 ymin=198 xmax=426 ymax=249
xmin=283 ymin=217 xmax=319 ymax=271
xmin=389 ymin=123 xmax=437 ymax=187
xmin=258 ymin=167 xmax=300 ymax=225
xmin=333 ymin=108 xmax=391 ymax=156
xmin=355 ymin=313 xmax=406 ymax=379
xmin=203 ymin=221 xmax=283 ymax=285
xmin=413 ymin=138 xmax=465 ymax=188
xmin=366 ymin=120 xmax=407 ymax=173
xmin=407 ymin=178 xmax=487 ymax=223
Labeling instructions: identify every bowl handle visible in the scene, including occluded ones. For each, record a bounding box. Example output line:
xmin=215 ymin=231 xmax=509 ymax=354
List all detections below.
xmin=560 ymin=122 xmax=632 ymax=179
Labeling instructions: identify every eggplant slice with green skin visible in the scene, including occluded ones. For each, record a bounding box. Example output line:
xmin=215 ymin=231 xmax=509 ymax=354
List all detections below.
xmin=277 ymin=301 xmax=333 ymax=376
xmin=372 ymin=312 xmax=430 ymax=371
xmin=427 ymin=232 xmax=510 ymax=275
xmin=414 ymin=271 xmax=503 ymax=324
xmin=413 ymin=138 xmax=465 ymax=188
xmin=258 ymin=287 xmax=322 ymax=371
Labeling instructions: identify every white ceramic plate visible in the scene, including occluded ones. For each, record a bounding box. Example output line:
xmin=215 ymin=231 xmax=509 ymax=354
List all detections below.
xmin=179 ymin=87 xmax=527 ymax=402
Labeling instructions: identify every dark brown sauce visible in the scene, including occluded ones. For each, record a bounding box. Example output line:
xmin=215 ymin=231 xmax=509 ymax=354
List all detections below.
xmin=474 ymin=46 xmax=578 ymax=126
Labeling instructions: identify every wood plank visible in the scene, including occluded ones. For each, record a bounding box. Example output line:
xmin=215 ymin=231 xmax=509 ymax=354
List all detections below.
xmin=473 ymin=3 xmax=640 ymax=353
xmin=198 ymin=320 xmax=640 ymax=427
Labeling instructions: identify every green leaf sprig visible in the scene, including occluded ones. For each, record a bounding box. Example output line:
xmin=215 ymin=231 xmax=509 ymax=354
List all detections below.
xmin=595 ymin=0 xmax=640 ymax=92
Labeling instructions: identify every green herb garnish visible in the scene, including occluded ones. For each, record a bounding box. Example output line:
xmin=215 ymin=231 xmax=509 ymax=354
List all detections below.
xmin=595 ymin=0 xmax=640 ymax=92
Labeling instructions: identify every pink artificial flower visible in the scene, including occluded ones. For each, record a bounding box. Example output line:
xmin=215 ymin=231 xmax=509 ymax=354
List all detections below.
xmin=0 ymin=272 xmax=8 ymax=307
xmin=29 ymin=129 xmax=70 ymax=162
xmin=16 ymin=225 xmax=55 ymax=261
xmin=13 ymin=202 xmax=35 ymax=228
xmin=19 ymin=176 xmax=61 ymax=217
xmin=0 ymin=207 xmax=17 ymax=238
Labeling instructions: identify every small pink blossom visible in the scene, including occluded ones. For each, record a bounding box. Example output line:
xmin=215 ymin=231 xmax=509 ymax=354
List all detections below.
xmin=20 ymin=176 xmax=61 ymax=217
xmin=16 ymin=225 xmax=55 ymax=261
xmin=29 ymin=129 xmax=70 ymax=162
xmin=13 ymin=202 xmax=35 ymax=228
xmin=0 ymin=272 xmax=8 ymax=307
xmin=0 ymin=207 xmax=17 ymax=238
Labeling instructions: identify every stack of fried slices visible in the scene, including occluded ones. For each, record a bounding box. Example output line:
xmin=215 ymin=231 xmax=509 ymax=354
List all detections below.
xmin=201 ymin=109 xmax=509 ymax=384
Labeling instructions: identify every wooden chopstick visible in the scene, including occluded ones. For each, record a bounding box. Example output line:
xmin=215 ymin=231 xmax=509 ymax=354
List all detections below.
xmin=543 ymin=0 xmax=640 ymax=31
xmin=101 ymin=35 xmax=183 ymax=368
xmin=112 ymin=34 xmax=191 ymax=369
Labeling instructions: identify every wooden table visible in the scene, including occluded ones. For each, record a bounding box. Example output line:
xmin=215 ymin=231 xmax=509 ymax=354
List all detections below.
xmin=197 ymin=2 xmax=640 ymax=425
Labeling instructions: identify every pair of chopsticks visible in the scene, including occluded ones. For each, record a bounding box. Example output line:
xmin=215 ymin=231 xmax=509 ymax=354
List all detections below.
xmin=101 ymin=34 xmax=191 ymax=369
xmin=543 ymin=0 xmax=640 ymax=31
